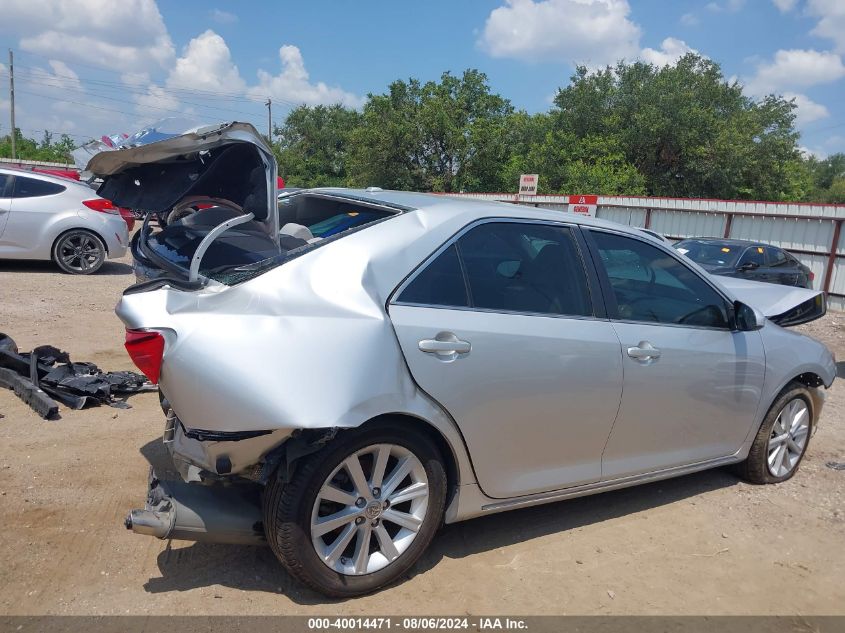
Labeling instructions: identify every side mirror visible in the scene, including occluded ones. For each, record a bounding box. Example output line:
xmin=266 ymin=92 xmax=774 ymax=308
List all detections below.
xmin=734 ymin=301 xmax=763 ymax=331
xmin=739 ymin=261 xmax=759 ymax=272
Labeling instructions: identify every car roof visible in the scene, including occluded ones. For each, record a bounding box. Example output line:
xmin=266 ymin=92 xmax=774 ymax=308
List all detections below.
xmin=677 ymin=237 xmax=774 ymax=248
xmin=0 ymin=165 xmax=84 ymax=186
xmin=309 ymin=187 xmax=645 ymax=236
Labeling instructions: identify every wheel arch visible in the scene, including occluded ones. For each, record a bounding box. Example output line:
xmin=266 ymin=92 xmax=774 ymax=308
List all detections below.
xmin=51 ymin=226 xmax=110 ymax=257
xmin=358 ymin=412 xmax=462 ymax=510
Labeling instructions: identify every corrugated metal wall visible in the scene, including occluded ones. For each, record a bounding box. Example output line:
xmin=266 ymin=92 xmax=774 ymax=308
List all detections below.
xmin=447 ymin=193 xmax=845 ymax=310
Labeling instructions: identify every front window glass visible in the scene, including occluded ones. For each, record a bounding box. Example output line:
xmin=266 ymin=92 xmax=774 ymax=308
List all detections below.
xmin=738 ymin=247 xmax=766 ymax=268
xmin=593 ymin=231 xmax=730 ymax=328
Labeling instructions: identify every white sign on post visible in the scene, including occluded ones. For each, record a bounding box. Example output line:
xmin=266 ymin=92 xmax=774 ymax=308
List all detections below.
xmin=518 ymin=174 xmax=539 ymax=196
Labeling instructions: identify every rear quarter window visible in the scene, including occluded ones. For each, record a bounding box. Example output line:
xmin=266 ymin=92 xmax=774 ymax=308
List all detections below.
xmin=12 ymin=176 xmax=66 ymax=198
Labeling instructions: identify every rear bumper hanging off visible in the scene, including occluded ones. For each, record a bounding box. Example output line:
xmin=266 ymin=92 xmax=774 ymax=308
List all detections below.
xmin=124 ymin=469 xmax=266 ymax=546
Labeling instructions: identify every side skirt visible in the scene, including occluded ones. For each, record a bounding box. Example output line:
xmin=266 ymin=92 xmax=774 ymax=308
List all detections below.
xmin=447 ymin=454 xmax=741 ymax=523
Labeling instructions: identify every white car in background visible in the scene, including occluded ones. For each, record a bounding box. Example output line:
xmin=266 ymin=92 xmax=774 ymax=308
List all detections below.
xmin=0 ymin=166 xmax=128 ymax=274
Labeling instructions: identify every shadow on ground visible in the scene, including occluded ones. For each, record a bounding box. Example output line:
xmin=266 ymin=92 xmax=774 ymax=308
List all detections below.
xmin=0 ymin=260 xmax=133 ymax=276
xmin=137 ymin=437 xmax=739 ymax=605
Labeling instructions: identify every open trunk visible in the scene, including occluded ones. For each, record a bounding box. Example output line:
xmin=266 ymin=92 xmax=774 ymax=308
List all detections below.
xmin=79 ymin=120 xmax=400 ymax=285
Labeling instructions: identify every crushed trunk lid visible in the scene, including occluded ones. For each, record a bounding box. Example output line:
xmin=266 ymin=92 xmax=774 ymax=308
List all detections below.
xmin=77 ymin=119 xmax=279 ymax=282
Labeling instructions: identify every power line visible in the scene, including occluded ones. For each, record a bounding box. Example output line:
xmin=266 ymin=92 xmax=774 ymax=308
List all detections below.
xmin=10 ymin=50 xmax=304 ymax=107
xmin=11 ymin=87 xmax=265 ymax=130
xmin=5 ymin=68 xmax=268 ymax=119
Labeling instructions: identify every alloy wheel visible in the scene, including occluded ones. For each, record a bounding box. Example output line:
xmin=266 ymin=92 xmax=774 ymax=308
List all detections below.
xmin=310 ymin=443 xmax=429 ymax=575
xmin=57 ymin=232 xmax=104 ymax=273
xmin=767 ymin=398 xmax=810 ymax=477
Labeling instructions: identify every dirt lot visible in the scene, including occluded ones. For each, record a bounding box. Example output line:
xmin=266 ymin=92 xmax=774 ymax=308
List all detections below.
xmin=0 ymin=250 xmax=843 ymax=616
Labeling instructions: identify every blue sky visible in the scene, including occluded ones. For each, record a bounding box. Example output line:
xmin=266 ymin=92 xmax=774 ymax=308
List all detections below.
xmin=1 ymin=0 xmax=843 ymax=157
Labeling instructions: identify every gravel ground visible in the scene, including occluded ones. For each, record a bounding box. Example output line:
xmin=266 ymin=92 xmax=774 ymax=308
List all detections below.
xmin=0 ymin=250 xmax=843 ymax=615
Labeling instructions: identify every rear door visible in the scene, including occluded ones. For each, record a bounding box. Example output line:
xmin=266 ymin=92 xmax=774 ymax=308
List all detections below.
xmin=585 ymin=229 xmax=766 ymax=479
xmin=763 ymin=247 xmax=804 ymax=287
xmin=389 ymin=219 xmax=624 ymax=499
xmin=0 ymin=173 xmax=13 ymax=238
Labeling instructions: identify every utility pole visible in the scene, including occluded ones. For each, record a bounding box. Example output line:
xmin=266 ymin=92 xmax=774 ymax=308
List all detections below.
xmin=265 ymin=97 xmax=272 ymax=142
xmin=8 ymin=49 xmax=16 ymax=160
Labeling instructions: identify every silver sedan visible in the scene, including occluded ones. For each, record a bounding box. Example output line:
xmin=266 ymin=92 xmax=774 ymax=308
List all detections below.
xmin=80 ymin=123 xmax=836 ymax=597
xmin=0 ymin=167 xmax=128 ymax=273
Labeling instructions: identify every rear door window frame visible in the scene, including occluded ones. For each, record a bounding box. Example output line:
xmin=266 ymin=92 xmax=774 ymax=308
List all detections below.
xmin=390 ymin=217 xmax=606 ymax=320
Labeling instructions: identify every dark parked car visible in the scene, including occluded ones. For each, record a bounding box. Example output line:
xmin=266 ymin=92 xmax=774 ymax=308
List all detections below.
xmin=675 ymin=238 xmax=814 ymax=288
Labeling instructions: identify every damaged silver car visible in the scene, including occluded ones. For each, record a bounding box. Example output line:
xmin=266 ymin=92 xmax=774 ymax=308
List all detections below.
xmin=81 ymin=122 xmax=837 ymax=597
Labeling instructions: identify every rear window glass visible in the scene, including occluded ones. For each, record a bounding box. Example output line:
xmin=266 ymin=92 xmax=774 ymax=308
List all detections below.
xmin=12 ymin=176 xmax=66 ymax=198
xmin=398 ymin=222 xmax=592 ymax=318
xmin=398 ymin=244 xmax=469 ymax=308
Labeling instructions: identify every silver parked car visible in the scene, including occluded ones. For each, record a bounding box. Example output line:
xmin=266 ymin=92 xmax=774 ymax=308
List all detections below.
xmin=0 ymin=166 xmax=128 ymax=273
xmin=80 ymin=123 xmax=836 ymax=597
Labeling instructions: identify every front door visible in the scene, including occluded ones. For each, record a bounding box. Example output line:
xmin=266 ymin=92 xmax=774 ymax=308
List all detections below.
xmin=585 ymin=229 xmax=766 ymax=480
xmin=389 ymin=220 xmax=623 ymax=499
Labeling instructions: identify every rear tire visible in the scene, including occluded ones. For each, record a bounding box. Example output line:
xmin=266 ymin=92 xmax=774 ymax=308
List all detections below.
xmin=52 ymin=230 xmax=106 ymax=275
xmin=733 ymin=382 xmax=813 ymax=484
xmin=263 ymin=423 xmax=446 ymax=597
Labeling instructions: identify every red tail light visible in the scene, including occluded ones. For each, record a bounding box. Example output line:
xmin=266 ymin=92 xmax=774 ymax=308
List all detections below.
xmin=809 ymin=271 xmax=815 ymax=281
xmin=118 ymin=207 xmax=135 ymax=231
xmin=83 ymin=198 xmax=120 ymax=215
xmin=125 ymin=330 xmax=165 ymax=384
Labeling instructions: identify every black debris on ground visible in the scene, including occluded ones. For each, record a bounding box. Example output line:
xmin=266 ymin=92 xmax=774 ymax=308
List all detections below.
xmin=0 ymin=332 xmax=155 ymax=420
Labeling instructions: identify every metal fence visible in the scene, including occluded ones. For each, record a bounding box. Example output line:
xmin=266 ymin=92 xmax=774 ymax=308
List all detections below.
xmin=450 ymin=193 xmax=845 ymax=311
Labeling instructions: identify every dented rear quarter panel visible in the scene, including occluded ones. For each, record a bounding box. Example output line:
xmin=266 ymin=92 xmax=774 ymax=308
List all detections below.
xmin=115 ymin=203 xmax=489 ymax=485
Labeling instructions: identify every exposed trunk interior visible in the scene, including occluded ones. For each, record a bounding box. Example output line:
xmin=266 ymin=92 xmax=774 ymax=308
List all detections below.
xmin=136 ymin=192 xmax=401 ymax=285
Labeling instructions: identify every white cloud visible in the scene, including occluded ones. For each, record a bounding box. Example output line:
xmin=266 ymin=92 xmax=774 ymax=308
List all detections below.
xmin=680 ymin=13 xmax=700 ymax=26
xmin=134 ymin=84 xmax=183 ymax=118
xmin=210 ymin=9 xmax=238 ymax=25
xmin=784 ymin=92 xmax=830 ymax=126
xmin=478 ymin=0 xmax=641 ymax=67
xmin=807 ymin=0 xmax=845 ymax=53
xmin=745 ymin=48 xmax=845 ymax=94
xmin=706 ymin=0 xmax=745 ymax=12
xmin=166 ymin=29 xmax=246 ymax=93
xmin=772 ymin=0 xmax=798 ymax=12
xmin=640 ymin=38 xmax=698 ymax=67
xmin=800 ymin=135 xmax=844 ymax=159
xmin=0 ymin=0 xmax=174 ymax=73
xmin=247 ymin=45 xmax=364 ymax=108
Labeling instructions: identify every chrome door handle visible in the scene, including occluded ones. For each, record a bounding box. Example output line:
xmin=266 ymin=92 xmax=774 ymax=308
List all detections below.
xmin=627 ymin=341 xmax=661 ymax=360
xmin=419 ymin=337 xmax=471 ymax=355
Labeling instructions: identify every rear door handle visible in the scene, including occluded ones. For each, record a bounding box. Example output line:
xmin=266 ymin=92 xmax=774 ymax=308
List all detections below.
xmin=419 ymin=335 xmax=471 ymax=355
xmin=627 ymin=341 xmax=661 ymax=360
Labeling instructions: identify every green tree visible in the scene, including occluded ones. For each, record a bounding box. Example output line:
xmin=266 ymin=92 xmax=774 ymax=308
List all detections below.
xmin=0 ymin=128 xmax=80 ymax=163
xmin=348 ymin=70 xmax=513 ymax=192
xmin=803 ymin=153 xmax=845 ymax=202
xmin=552 ymin=55 xmax=805 ymax=200
xmin=272 ymin=104 xmax=362 ymax=187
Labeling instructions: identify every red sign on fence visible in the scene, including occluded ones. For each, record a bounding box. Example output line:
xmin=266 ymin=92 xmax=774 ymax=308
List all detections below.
xmin=568 ymin=195 xmax=598 ymax=216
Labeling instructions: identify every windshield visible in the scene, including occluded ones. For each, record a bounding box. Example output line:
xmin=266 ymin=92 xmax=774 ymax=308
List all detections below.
xmin=675 ymin=240 xmax=741 ymax=267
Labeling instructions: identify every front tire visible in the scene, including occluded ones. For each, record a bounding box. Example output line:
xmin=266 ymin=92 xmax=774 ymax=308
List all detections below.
xmin=734 ymin=382 xmax=813 ymax=484
xmin=52 ymin=230 xmax=106 ymax=274
xmin=263 ymin=423 xmax=446 ymax=597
